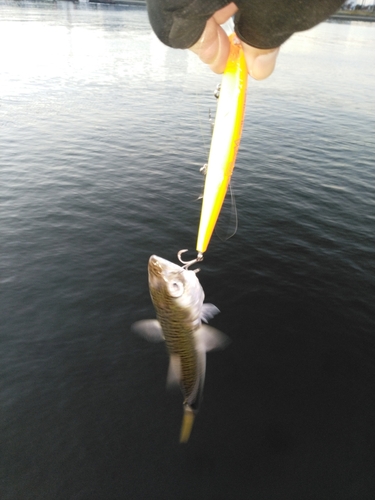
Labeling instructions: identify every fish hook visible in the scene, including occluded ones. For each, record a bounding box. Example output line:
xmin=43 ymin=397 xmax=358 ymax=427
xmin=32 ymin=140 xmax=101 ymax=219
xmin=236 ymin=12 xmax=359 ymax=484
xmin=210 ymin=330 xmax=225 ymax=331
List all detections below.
xmin=177 ymin=249 xmax=204 ymax=271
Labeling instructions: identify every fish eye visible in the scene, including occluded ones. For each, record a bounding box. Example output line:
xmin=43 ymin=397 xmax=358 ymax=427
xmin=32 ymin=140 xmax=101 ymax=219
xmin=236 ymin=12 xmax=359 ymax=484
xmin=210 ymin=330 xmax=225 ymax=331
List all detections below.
xmin=168 ymin=280 xmax=184 ymax=298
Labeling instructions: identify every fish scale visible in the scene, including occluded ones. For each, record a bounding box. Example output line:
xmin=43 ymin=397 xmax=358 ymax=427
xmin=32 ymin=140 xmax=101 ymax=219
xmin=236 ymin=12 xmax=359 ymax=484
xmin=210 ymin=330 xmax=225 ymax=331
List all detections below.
xmin=150 ymin=285 xmax=198 ymax=400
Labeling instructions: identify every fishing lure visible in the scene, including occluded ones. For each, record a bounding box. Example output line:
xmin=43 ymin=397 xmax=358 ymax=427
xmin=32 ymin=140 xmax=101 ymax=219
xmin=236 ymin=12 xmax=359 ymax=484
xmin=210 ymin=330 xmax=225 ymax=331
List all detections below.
xmin=196 ymin=33 xmax=248 ymax=255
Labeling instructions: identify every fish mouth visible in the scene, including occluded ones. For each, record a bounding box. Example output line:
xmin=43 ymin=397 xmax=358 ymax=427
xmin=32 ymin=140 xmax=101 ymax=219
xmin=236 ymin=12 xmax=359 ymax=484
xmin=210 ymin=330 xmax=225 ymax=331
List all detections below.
xmin=148 ymin=255 xmax=185 ymax=283
xmin=148 ymin=255 xmax=163 ymax=277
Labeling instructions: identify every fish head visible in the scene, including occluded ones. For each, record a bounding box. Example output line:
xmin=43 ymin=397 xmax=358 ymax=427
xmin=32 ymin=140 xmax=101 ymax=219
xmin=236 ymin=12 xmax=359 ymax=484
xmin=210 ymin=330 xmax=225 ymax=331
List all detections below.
xmin=148 ymin=255 xmax=204 ymax=319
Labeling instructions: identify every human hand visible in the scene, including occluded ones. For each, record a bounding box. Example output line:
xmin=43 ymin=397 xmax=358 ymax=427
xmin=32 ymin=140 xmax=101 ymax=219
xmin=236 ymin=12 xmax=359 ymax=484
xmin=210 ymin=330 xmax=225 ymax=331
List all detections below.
xmin=189 ymin=2 xmax=279 ymax=80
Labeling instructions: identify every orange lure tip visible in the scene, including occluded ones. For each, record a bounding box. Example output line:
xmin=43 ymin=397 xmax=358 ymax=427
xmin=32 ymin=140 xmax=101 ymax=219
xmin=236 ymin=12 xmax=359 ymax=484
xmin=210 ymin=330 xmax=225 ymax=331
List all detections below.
xmin=196 ymin=34 xmax=248 ymax=254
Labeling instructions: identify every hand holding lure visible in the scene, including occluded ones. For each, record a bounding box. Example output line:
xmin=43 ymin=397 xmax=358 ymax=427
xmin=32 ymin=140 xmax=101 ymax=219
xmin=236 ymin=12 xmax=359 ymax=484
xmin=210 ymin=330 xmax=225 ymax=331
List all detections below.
xmin=196 ymin=33 xmax=248 ymax=255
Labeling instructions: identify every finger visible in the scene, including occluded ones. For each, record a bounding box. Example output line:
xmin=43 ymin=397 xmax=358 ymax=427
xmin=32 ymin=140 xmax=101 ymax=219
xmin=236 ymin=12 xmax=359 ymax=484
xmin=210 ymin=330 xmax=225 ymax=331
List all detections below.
xmin=189 ymin=18 xmax=230 ymax=74
xmin=189 ymin=2 xmax=238 ymax=74
xmin=241 ymin=43 xmax=280 ymax=80
xmin=190 ymin=2 xmax=279 ymax=79
xmin=212 ymin=2 xmax=238 ymax=25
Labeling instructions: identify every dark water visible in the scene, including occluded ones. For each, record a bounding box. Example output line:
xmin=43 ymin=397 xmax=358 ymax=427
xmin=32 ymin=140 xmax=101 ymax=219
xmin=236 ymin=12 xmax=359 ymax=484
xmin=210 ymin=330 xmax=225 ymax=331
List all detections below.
xmin=1 ymin=2 xmax=375 ymax=498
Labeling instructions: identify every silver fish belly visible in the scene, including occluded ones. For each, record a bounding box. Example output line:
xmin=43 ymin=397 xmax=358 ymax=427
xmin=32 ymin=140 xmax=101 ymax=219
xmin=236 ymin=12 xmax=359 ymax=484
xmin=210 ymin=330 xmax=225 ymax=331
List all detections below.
xmin=132 ymin=255 xmax=228 ymax=442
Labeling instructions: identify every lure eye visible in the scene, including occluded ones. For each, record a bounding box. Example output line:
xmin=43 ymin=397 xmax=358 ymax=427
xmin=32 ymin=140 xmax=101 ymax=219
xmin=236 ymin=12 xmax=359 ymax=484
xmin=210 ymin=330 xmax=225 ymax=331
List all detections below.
xmin=168 ymin=280 xmax=184 ymax=298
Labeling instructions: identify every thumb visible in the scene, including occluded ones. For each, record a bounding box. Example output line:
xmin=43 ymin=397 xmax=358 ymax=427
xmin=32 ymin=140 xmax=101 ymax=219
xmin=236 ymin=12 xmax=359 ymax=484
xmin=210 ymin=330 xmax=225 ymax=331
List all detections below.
xmin=241 ymin=43 xmax=280 ymax=80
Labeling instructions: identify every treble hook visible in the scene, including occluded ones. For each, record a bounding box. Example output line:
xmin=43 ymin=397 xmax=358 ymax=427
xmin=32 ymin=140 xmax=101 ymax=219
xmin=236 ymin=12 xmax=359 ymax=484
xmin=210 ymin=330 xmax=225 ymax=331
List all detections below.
xmin=177 ymin=249 xmax=204 ymax=271
xmin=214 ymin=83 xmax=221 ymax=99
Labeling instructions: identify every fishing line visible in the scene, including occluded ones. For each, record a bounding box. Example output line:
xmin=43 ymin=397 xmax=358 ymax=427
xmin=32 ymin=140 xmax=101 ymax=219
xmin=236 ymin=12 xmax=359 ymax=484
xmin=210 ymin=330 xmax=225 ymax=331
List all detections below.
xmin=190 ymin=29 xmax=222 ymax=204
xmin=212 ymin=17 xmax=240 ymax=243
xmin=214 ymin=180 xmax=238 ymax=242
xmin=192 ymin=16 xmax=234 ymax=157
xmin=192 ymin=84 xmax=211 ymax=158
xmin=191 ymin=31 xmax=212 ymax=159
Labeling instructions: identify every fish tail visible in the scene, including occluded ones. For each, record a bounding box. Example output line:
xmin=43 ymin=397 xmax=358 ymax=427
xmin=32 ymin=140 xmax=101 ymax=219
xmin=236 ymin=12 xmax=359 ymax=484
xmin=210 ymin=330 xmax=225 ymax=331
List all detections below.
xmin=179 ymin=405 xmax=195 ymax=443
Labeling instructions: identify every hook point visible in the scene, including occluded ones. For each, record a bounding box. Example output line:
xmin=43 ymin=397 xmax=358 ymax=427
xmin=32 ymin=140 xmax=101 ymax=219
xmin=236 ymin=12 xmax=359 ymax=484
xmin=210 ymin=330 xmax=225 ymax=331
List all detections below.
xmin=177 ymin=250 xmax=204 ymax=270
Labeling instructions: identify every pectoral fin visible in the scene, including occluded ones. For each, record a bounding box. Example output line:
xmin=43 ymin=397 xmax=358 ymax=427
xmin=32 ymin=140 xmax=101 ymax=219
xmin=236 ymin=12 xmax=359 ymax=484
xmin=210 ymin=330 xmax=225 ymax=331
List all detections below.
xmin=131 ymin=320 xmax=165 ymax=342
xmin=195 ymin=325 xmax=230 ymax=352
xmin=201 ymin=303 xmax=220 ymax=323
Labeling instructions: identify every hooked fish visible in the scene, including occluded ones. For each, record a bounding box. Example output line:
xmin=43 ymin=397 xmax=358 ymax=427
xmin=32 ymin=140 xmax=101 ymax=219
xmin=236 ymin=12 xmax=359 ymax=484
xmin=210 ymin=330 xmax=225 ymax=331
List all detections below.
xmin=132 ymin=255 xmax=228 ymax=443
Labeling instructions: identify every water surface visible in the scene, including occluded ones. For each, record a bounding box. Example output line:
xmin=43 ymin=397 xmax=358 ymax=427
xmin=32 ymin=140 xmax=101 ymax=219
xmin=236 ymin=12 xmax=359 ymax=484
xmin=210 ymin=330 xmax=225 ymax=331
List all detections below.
xmin=1 ymin=2 xmax=375 ymax=499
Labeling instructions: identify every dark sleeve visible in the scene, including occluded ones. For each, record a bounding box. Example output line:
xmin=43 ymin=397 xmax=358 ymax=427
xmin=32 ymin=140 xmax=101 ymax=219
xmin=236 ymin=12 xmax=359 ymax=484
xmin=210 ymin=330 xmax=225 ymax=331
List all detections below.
xmin=146 ymin=0 xmax=230 ymax=49
xmin=147 ymin=0 xmax=344 ymax=50
xmin=234 ymin=0 xmax=345 ymax=49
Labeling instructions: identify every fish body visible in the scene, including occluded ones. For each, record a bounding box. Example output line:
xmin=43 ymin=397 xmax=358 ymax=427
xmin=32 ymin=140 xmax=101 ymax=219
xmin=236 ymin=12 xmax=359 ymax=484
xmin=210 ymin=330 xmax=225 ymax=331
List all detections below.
xmin=132 ymin=255 xmax=228 ymax=442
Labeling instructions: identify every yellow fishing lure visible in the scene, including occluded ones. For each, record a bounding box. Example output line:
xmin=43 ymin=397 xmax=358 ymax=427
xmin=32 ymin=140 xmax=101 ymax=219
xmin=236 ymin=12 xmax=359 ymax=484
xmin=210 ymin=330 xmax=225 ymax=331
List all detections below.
xmin=196 ymin=34 xmax=248 ymax=254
